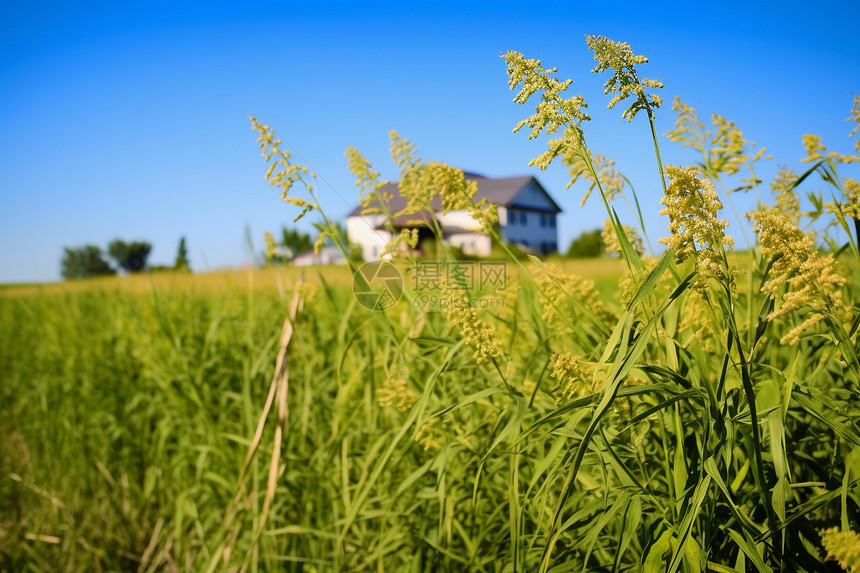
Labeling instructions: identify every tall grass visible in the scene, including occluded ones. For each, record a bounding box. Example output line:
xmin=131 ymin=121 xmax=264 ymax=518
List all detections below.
xmin=2 ymin=251 xmax=856 ymax=571
xmin=2 ymin=38 xmax=860 ymax=572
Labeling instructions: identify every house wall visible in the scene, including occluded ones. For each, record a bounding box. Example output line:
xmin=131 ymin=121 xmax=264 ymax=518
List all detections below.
xmin=293 ymin=247 xmax=347 ymax=267
xmin=435 ymin=210 xmax=481 ymax=231
xmin=293 ymin=255 xmax=316 ymax=267
xmin=347 ymin=215 xmax=391 ymax=261
xmin=498 ymin=182 xmax=560 ymax=253
xmin=448 ymin=232 xmax=492 ymax=256
xmin=498 ymin=206 xmax=509 ymax=228
xmin=503 ymin=208 xmax=558 ymax=253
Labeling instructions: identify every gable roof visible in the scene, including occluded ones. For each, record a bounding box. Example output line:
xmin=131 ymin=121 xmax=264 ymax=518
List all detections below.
xmin=346 ymin=172 xmax=561 ymax=218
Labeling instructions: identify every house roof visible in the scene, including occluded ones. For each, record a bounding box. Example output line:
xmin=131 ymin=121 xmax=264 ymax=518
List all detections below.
xmin=347 ymin=172 xmax=561 ymax=218
xmin=372 ymin=211 xmax=436 ymax=229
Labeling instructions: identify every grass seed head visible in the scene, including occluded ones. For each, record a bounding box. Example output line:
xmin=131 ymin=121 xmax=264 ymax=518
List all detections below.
xmin=770 ymin=166 xmax=801 ymax=221
xmin=820 ymin=527 xmax=860 ymax=572
xmin=602 ymin=219 xmax=644 ymax=256
xmin=550 ymin=353 xmax=594 ymax=400
xmin=841 ymin=178 xmax=860 ymax=220
xmin=848 ymin=94 xmax=860 ymax=154
xmin=749 ymin=206 xmax=845 ymax=344
xmin=533 ymin=263 xmax=608 ymax=325
xmin=441 ymin=283 xmax=503 ymax=365
xmin=659 ymin=165 xmax=735 ymax=287
xmin=585 ymin=35 xmax=662 ymax=121
xmin=377 ymin=369 xmax=416 ymax=412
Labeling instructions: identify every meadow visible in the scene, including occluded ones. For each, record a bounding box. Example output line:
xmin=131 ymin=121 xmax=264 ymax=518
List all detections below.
xmin=2 ymin=36 xmax=860 ymax=572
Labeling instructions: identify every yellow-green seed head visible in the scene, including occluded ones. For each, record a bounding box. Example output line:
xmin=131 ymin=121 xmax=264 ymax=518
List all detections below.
xmin=585 ymin=35 xmax=662 ymax=121
xmin=819 ymin=527 xmax=860 ymax=571
xmin=658 ymin=165 xmax=734 ymax=286
xmin=749 ymin=206 xmax=844 ymax=344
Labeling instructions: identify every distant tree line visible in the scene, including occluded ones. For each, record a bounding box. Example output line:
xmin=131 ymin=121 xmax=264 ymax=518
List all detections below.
xmin=565 ymin=225 xmax=644 ymax=259
xmin=60 ymin=225 xmax=613 ymax=280
xmin=61 ymin=237 xmax=190 ymax=280
xmin=566 ymin=229 xmax=604 ymax=258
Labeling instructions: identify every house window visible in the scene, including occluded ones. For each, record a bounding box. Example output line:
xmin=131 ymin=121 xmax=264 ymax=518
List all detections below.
xmin=509 ymin=210 xmax=516 ymax=225
xmin=519 ymin=211 xmax=527 ymax=225
xmin=550 ymin=216 xmax=556 ymax=228
xmin=540 ymin=214 xmax=546 ymax=227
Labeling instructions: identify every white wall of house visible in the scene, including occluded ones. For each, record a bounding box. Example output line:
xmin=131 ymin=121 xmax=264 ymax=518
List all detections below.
xmin=435 ymin=210 xmax=482 ymax=231
xmin=293 ymin=247 xmax=347 ymax=267
xmin=448 ymin=232 xmax=492 ymax=256
xmin=347 ymin=215 xmax=391 ymax=261
xmin=498 ymin=206 xmax=509 ymax=227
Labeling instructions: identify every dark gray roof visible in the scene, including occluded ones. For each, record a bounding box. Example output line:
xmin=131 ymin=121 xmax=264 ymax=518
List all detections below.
xmin=373 ymin=211 xmax=436 ymax=230
xmin=347 ymin=172 xmax=561 ymax=217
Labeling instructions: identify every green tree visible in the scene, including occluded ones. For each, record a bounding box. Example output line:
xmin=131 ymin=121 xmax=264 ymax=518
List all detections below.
xmin=60 ymin=245 xmax=116 ymax=279
xmin=108 ymin=240 xmax=152 ymax=273
xmin=174 ymin=236 xmax=190 ymax=271
xmin=566 ymin=229 xmax=604 ymax=258
xmin=280 ymin=226 xmax=314 ymax=255
xmin=263 ymin=226 xmax=315 ymax=265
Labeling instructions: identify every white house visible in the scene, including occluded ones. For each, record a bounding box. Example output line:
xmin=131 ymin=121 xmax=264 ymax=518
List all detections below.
xmin=292 ymin=246 xmax=347 ymax=267
xmin=346 ymin=172 xmax=561 ymax=259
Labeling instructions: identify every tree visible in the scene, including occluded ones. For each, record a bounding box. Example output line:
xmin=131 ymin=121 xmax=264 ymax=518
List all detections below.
xmin=264 ymin=226 xmax=316 ymax=265
xmin=281 ymin=226 xmax=314 ymax=255
xmin=174 ymin=237 xmax=190 ymax=271
xmin=566 ymin=229 xmax=604 ymax=258
xmin=61 ymin=245 xmax=116 ymax=280
xmin=108 ymin=240 xmax=152 ymax=273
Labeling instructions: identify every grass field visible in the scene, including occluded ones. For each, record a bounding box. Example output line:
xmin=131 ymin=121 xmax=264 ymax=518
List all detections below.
xmin=0 ymin=257 xmax=625 ymax=298
xmin=3 ymin=36 xmax=860 ymax=572
xmin=1 ymin=242 xmax=859 ymax=571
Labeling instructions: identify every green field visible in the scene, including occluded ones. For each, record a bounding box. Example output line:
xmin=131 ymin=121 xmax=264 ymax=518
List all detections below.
xmin=1 ymin=242 xmax=859 ymax=571
xmin=3 ymin=36 xmax=860 ymax=572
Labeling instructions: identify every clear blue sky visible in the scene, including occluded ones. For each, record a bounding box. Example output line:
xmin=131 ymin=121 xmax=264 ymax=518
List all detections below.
xmin=1 ymin=0 xmax=858 ymax=283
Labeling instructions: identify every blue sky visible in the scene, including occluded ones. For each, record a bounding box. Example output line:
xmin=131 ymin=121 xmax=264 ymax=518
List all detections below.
xmin=1 ymin=0 xmax=858 ymax=283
